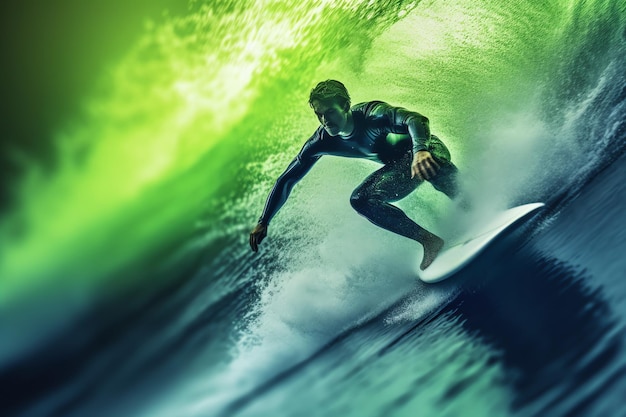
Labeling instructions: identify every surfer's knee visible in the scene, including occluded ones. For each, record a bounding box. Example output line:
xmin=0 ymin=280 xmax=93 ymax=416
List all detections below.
xmin=350 ymin=191 xmax=375 ymax=214
xmin=350 ymin=191 xmax=365 ymax=213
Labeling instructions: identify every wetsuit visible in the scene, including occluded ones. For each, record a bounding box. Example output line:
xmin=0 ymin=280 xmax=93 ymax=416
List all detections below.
xmin=259 ymin=101 xmax=458 ymax=241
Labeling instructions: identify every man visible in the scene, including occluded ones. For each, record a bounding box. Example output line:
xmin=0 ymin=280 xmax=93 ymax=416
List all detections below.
xmin=249 ymin=80 xmax=459 ymax=270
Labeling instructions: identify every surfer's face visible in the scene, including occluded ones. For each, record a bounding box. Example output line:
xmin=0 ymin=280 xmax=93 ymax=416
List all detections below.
xmin=311 ymin=99 xmax=350 ymax=136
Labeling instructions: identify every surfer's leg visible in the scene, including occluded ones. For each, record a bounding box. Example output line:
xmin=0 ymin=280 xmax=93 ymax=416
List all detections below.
xmin=429 ymin=161 xmax=459 ymax=199
xmin=350 ymin=153 xmax=443 ymax=269
xmin=425 ymin=135 xmax=459 ymax=199
xmin=426 ymin=137 xmax=472 ymax=211
xmin=429 ymin=161 xmax=476 ymax=212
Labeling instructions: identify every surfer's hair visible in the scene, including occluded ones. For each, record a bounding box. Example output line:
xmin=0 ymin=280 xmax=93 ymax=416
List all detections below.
xmin=309 ymin=80 xmax=351 ymax=109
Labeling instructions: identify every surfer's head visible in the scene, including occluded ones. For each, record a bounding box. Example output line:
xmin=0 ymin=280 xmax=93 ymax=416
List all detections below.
xmin=309 ymin=79 xmax=351 ymax=109
xmin=309 ymin=80 xmax=352 ymax=136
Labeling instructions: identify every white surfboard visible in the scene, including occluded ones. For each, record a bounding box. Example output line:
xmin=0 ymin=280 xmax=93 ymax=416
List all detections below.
xmin=418 ymin=202 xmax=545 ymax=283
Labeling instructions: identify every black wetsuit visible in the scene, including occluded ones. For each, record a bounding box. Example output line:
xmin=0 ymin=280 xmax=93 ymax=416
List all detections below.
xmin=259 ymin=101 xmax=458 ymax=241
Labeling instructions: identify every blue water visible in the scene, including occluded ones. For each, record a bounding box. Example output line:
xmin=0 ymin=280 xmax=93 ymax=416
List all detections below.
xmin=5 ymin=153 xmax=626 ymax=417
xmin=2 ymin=1 xmax=626 ymax=416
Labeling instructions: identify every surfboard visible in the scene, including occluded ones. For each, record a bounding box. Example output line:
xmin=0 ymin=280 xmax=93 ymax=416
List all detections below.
xmin=418 ymin=202 xmax=545 ymax=283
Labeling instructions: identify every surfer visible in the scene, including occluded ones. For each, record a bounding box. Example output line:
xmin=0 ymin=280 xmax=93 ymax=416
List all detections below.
xmin=249 ymin=80 xmax=459 ymax=270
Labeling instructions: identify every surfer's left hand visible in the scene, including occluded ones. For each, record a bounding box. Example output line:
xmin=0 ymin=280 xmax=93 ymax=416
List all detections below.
xmin=412 ymin=151 xmax=440 ymax=180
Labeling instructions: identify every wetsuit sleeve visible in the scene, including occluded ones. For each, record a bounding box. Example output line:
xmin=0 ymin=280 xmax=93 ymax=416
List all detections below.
xmin=368 ymin=101 xmax=431 ymax=154
xmin=258 ymin=132 xmax=322 ymax=226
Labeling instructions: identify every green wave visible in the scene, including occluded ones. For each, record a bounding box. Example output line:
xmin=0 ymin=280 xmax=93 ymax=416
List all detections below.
xmin=0 ymin=0 xmax=622 ymax=307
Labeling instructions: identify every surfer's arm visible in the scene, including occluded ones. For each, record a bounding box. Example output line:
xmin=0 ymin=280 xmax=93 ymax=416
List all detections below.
xmin=394 ymin=108 xmax=431 ymax=155
xmin=251 ymin=154 xmax=318 ymax=252
xmin=251 ymin=134 xmax=322 ymax=252
xmin=369 ymin=101 xmax=432 ymax=154
xmin=400 ymin=113 xmax=442 ymax=179
xmin=257 ymin=136 xmax=321 ymax=227
xmin=405 ymin=113 xmax=440 ymax=180
xmin=369 ymin=102 xmax=439 ymax=179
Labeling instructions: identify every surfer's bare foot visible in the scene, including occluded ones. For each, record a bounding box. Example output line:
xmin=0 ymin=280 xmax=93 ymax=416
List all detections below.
xmin=420 ymin=234 xmax=444 ymax=270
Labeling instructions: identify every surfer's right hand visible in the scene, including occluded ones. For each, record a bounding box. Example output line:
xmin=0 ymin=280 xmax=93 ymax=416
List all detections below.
xmin=249 ymin=224 xmax=268 ymax=252
xmin=411 ymin=151 xmax=440 ymax=180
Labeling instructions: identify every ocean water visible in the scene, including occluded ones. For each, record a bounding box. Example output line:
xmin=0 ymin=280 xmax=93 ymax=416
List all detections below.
xmin=1 ymin=0 xmax=625 ymax=416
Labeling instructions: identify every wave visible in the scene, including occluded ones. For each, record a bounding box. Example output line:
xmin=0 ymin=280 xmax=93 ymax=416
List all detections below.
xmin=1 ymin=0 xmax=625 ymax=415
